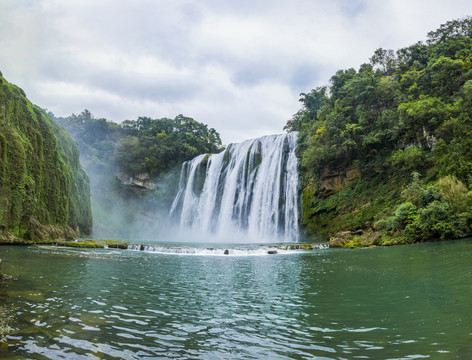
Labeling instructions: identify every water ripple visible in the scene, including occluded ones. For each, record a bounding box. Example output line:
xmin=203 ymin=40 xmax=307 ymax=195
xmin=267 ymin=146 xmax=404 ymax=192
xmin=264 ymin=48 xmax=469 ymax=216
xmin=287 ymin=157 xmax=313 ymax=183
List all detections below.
xmin=2 ymin=242 xmax=472 ymax=359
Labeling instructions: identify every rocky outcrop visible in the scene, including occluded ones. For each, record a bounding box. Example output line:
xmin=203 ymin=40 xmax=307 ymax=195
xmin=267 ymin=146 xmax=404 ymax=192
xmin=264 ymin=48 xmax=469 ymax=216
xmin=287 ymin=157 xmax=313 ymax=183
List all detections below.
xmin=318 ymin=167 xmax=360 ymax=196
xmin=116 ymin=172 xmax=156 ymax=189
xmin=329 ymin=230 xmax=364 ymax=247
xmin=329 ymin=230 xmax=382 ymax=247
xmin=25 ymin=217 xmax=76 ymax=243
xmin=0 ymin=218 xmax=76 ymax=245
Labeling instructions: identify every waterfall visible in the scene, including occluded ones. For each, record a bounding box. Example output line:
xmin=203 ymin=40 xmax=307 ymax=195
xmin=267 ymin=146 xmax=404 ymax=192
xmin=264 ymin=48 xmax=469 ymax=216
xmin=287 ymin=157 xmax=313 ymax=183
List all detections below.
xmin=170 ymin=132 xmax=299 ymax=242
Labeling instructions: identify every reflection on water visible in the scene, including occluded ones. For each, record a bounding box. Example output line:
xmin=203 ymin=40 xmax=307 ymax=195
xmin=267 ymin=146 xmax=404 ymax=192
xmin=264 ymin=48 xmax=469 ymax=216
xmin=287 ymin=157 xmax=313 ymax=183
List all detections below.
xmin=1 ymin=240 xmax=472 ymax=359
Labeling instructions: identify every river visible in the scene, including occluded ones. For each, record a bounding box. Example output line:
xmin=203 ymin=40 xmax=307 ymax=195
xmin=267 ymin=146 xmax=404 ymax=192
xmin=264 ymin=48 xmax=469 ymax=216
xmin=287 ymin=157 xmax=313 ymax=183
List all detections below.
xmin=1 ymin=239 xmax=471 ymax=359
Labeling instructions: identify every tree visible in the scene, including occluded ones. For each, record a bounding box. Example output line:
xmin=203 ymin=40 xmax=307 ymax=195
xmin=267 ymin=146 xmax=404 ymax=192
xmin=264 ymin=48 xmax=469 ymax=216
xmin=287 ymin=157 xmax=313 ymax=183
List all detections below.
xmin=284 ymin=87 xmax=327 ymax=132
xmin=437 ymin=175 xmax=469 ymax=213
xmin=370 ymin=48 xmax=397 ymax=76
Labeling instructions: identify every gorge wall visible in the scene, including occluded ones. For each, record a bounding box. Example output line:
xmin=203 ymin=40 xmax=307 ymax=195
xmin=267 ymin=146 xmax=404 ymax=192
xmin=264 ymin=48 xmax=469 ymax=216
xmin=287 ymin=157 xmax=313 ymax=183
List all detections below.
xmin=0 ymin=71 xmax=92 ymax=243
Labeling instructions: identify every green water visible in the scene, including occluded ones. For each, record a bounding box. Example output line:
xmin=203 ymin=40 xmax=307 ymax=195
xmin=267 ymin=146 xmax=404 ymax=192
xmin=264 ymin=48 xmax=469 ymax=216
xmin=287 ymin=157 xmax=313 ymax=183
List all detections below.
xmin=0 ymin=240 xmax=471 ymax=359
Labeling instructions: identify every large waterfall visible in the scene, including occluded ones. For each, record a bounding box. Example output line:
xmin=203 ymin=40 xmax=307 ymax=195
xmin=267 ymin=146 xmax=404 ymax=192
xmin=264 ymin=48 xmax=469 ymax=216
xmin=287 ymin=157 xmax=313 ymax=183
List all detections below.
xmin=170 ymin=132 xmax=299 ymax=242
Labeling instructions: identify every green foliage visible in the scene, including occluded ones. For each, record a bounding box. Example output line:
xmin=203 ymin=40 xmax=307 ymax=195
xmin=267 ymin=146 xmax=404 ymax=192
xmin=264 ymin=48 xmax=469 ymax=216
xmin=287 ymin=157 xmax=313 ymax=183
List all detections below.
xmin=296 ymin=17 xmax=472 ymax=244
xmin=394 ymin=202 xmax=418 ymax=228
xmin=285 ymin=87 xmax=327 ymax=132
xmin=0 ymin=73 xmax=92 ymax=238
xmin=57 ymin=111 xmax=223 ymax=178
xmin=374 ymin=174 xmax=470 ymax=242
xmin=404 ymin=200 xmax=456 ymax=241
xmin=436 ymin=175 xmax=469 ymax=212
xmin=390 ymin=147 xmax=425 ymax=172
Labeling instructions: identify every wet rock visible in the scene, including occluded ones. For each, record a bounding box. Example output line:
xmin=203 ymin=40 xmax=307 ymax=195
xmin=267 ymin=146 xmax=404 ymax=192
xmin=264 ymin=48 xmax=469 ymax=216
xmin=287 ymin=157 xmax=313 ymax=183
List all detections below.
xmin=107 ymin=242 xmax=128 ymax=249
xmin=267 ymin=250 xmax=277 ymax=255
xmin=224 ymin=249 xmax=229 ymax=255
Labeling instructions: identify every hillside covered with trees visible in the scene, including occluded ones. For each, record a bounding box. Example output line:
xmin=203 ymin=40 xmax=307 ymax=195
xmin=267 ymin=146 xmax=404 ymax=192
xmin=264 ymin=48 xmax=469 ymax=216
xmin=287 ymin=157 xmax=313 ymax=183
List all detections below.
xmin=0 ymin=72 xmax=92 ymax=243
xmin=287 ymin=17 xmax=472 ymax=246
xmin=56 ymin=111 xmax=222 ymax=179
xmin=55 ymin=111 xmax=223 ymax=239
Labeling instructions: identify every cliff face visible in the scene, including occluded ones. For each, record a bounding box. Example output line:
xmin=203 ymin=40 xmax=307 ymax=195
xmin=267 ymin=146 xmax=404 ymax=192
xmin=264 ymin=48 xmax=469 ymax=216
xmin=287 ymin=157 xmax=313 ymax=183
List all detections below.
xmin=0 ymin=72 xmax=92 ymax=242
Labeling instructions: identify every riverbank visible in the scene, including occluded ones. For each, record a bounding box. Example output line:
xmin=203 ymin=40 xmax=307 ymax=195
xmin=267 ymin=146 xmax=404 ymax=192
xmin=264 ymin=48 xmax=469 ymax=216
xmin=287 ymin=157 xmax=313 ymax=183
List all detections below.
xmin=328 ymin=228 xmax=472 ymax=248
xmin=2 ymin=229 xmax=464 ymax=251
xmin=329 ymin=229 xmax=397 ymax=248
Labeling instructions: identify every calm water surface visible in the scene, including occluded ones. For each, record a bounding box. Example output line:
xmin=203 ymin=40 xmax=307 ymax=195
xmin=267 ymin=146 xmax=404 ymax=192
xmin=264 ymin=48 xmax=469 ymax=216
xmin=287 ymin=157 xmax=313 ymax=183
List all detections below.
xmin=1 ymin=239 xmax=471 ymax=359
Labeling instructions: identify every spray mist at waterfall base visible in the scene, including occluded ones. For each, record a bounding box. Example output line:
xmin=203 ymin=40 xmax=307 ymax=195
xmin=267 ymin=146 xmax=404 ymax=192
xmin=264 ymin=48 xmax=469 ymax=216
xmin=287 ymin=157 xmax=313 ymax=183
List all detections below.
xmin=159 ymin=224 xmax=289 ymax=245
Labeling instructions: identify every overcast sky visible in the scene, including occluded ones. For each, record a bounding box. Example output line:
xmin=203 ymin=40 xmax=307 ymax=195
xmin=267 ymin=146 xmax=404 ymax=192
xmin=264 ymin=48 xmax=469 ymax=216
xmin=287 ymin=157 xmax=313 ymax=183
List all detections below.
xmin=0 ymin=1 xmax=470 ymax=144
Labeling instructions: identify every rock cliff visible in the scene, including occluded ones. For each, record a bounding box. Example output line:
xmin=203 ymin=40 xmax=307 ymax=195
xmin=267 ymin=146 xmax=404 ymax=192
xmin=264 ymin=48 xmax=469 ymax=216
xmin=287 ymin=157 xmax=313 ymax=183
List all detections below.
xmin=0 ymin=72 xmax=92 ymax=243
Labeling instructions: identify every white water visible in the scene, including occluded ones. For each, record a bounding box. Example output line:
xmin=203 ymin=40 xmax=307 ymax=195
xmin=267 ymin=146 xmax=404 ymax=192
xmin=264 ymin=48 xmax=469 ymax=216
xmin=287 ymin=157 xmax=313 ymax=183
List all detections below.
xmin=126 ymin=243 xmax=329 ymax=256
xmin=170 ymin=132 xmax=300 ymax=242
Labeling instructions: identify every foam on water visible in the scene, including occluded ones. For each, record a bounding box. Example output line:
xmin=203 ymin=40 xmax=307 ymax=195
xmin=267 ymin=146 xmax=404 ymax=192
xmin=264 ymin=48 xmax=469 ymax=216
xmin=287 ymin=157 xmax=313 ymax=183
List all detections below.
xmin=126 ymin=243 xmax=329 ymax=256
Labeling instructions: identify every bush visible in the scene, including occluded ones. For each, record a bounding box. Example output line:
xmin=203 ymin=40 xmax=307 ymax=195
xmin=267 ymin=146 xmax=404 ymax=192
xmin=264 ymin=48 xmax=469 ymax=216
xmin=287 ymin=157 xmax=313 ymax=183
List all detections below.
xmin=390 ymin=147 xmax=425 ymax=171
xmin=394 ymin=202 xmax=418 ymax=228
xmin=405 ymin=200 xmax=455 ymax=240
xmin=418 ymin=185 xmax=442 ymax=207
xmin=401 ymin=172 xmax=423 ymax=205
xmin=437 ymin=175 xmax=469 ymax=213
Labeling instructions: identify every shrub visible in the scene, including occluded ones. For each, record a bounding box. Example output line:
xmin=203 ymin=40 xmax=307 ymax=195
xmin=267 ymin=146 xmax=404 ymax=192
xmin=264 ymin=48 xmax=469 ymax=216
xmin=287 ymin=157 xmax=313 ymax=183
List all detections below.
xmin=437 ymin=175 xmax=469 ymax=213
xmin=394 ymin=202 xmax=418 ymax=228
xmin=401 ymin=172 xmax=422 ymax=205
xmin=405 ymin=200 xmax=455 ymax=240
xmin=418 ymin=185 xmax=442 ymax=207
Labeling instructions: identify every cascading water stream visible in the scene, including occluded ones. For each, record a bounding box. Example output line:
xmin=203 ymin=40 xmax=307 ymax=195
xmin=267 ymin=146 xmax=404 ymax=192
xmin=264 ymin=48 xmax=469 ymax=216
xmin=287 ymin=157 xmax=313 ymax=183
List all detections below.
xmin=170 ymin=132 xmax=299 ymax=242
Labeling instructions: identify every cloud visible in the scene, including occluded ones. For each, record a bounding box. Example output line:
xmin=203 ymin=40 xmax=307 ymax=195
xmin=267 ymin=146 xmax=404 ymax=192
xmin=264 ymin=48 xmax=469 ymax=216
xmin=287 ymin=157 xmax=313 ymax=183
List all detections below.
xmin=0 ymin=0 xmax=471 ymax=143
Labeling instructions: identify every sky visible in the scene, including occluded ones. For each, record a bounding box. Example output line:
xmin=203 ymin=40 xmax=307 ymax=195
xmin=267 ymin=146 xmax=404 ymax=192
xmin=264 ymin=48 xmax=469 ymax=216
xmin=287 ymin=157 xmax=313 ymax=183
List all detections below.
xmin=0 ymin=1 xmax=470 ymax=145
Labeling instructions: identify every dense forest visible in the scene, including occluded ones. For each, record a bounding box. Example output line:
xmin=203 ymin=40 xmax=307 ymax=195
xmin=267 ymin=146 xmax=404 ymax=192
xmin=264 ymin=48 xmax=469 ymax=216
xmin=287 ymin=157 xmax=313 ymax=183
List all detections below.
xmin=288 ymin=17 xmax=472 ymax=246
xmin=0 ymin=72 xmax=92 ymax=243
xmin=55 ymin=111 xmax=223 ymax=239
xmin=56 ymin=111 xmax=222 ymax=178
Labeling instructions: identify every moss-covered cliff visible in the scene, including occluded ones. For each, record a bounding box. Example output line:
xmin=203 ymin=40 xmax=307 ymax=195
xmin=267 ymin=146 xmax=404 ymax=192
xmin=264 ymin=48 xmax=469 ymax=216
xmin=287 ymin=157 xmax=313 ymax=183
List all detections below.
xmin=0 ymin=71 xmax=92 ymax=243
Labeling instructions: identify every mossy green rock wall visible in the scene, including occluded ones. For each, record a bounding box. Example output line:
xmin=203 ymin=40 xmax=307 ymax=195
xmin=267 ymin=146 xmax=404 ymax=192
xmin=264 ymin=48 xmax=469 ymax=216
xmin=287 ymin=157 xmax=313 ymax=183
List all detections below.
xmin=0 ymin=73 xmax=92 ymax=240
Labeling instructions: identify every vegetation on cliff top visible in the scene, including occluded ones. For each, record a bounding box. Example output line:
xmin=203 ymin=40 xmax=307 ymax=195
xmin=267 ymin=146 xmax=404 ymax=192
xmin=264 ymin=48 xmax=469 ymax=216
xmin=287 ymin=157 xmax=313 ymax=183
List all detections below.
xmin=0 ymin=73 xmax=92 ymax=242
xmin=56 ymin=110 xmax=223 ymax=178
xmin=287 ymin=17 xmax=472 ymax=245
xmin=54 ymin=110 xmax=223 ymax=239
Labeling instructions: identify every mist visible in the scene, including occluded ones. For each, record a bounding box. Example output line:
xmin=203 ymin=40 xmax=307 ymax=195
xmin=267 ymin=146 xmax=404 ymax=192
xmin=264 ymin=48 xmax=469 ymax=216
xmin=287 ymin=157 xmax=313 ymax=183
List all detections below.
xmin=86 ymin=162 xmax=182 ymax=243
